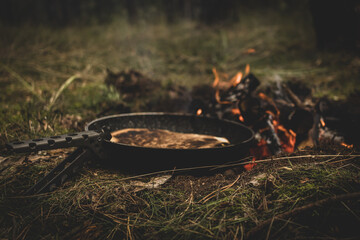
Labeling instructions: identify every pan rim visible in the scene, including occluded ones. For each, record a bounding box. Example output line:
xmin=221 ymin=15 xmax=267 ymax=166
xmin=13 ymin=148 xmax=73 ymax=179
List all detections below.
xmin=85 ymin=112 xmax=254 ymax=151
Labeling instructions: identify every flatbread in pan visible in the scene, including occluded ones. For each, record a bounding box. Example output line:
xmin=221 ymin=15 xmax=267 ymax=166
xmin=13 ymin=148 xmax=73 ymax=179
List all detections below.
xmin=111 ymin=128 xmax=230 ymax=149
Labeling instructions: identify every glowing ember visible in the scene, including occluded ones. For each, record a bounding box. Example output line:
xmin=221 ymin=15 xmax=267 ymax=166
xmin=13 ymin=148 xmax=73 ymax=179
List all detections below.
xmin=245 ymin=48 xmax=256 ymax=54
xmin=244 ymin=157 xmax=257 ymax=171
xmin=341 ymin=142 xmax=353 ymax=149
xmin=249 ymin=139 xmax=271 ymax=161
xmin=231 ymin=108 xmax=241 ymax=115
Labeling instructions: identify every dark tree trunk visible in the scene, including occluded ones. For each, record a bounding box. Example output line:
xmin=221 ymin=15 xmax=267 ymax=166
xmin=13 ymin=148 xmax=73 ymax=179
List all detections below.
xmin=126 ymin=0 xmax=138 ymax=24
xmin=309 ymin=0 xmax=360 ymax=52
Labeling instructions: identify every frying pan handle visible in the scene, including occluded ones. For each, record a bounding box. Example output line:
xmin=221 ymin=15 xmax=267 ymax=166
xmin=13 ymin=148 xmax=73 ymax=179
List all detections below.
xmin=6 ymin=130 xmax=107 ymax=153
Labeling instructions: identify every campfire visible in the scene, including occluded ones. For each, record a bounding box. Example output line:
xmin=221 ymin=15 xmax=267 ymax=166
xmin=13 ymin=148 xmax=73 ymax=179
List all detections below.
xmin=189 ymin=64 xmax=355 ymax=170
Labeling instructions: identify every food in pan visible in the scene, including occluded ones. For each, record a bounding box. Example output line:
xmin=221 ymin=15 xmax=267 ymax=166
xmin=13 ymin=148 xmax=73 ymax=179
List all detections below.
xmin=110 ymin=128 xmax=230 ymax=149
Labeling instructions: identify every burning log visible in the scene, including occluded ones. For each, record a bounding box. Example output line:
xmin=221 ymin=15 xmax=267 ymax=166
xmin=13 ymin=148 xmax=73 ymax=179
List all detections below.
xmin=280 ymin=84 xmax=315 ymax=148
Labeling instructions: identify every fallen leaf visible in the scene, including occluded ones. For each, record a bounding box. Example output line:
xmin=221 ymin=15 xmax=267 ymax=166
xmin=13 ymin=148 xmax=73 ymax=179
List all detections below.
xmin=248 ymin=173 xmax=267 ymax=186
xmin=130 ymin=174 xmax=172 ymax=192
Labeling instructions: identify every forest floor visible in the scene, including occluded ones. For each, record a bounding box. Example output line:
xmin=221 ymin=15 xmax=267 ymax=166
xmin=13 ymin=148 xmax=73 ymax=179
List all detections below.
xmin=1 ymin=9 xmax=360 ymax=240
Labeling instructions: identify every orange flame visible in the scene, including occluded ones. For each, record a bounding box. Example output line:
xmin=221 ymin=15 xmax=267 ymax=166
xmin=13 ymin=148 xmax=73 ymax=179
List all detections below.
xmin=231 ymin=108 xmax=245 ymax=122
xmin=230 ymin=72 xmax=243 ymax=86
xmin=245 ymin=64 xmax=250 ymax=75
xmin=277 ymin=125 xmax=296 ymax=153
xmin=212 ymin=67 xmax=220 ymax=88
xmin=259 ymin=92 xmax=280 ymax=116
xmin=212 ymin=67 xmax=232 ymax=105
xmin=196 ymin=109 xmax=202 ymax=116
xmin=320 ymin=118 xmax=326 ymax=127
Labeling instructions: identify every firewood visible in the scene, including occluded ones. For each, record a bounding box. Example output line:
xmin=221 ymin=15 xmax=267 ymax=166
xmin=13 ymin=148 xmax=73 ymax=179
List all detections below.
xmin=282 ymin=83 xmax=312 ymax=112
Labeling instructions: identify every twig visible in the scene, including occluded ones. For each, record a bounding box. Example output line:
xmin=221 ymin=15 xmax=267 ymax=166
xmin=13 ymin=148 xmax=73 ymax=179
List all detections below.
xmin=93 ymin=154 xmax=360 ymax=185
xmin=246 ymin=191 xmax=360 ymax=239
xmin=326 ymin=156 xmax=357 ymax=165
xmin=315 ymin=153 xmax=341 ymax=164
xmin=282 ymin=84 xmax=311 ymax=111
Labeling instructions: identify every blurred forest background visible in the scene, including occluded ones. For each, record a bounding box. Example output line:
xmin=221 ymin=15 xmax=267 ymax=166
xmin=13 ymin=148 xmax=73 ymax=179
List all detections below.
xmin=1 ymin=0 xmax=359 ymax=50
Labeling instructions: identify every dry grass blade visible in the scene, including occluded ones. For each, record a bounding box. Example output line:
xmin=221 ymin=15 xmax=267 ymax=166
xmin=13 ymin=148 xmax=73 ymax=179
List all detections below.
xmin=265 ymin=216 xmax=275 ymax=240
xmin=47 ymin=74 xmax=81 ymax=110
xmin=0 ymin=63 xmax=43 ymax=101
xmin=198 ymin=175 xmax=241 ymax=203
xmin=93 ymin=154 xmax=359 ymax=185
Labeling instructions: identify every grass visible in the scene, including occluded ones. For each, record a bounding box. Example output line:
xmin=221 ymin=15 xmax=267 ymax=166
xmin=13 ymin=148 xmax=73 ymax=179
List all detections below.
xmin=1 ymin=147 xmax=359 ymax=239
xmin=1 ymin=6 xmax=360 ymax=239
xmin=0 ymin=11 xmax=358 ymax=142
